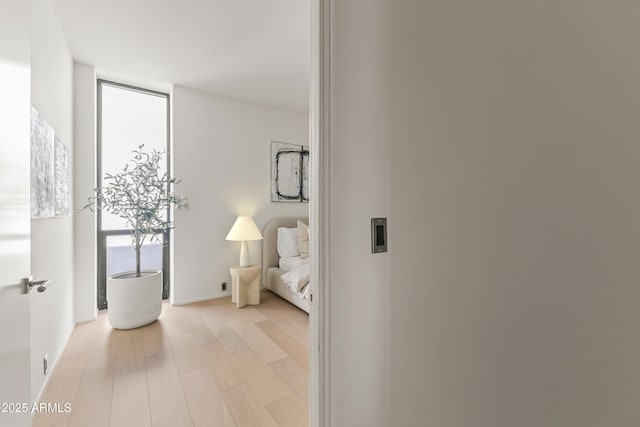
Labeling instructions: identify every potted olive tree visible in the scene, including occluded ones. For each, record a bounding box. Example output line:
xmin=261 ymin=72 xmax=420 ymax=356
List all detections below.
xmin=85 ymin=145 xmax=186 ymax=329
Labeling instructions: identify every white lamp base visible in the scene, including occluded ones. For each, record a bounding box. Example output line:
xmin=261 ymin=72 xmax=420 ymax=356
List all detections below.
xmin=239 ymin=240 xmax=251 ymax=267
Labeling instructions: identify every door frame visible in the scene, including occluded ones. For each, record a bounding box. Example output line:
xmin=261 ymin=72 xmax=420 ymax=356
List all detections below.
xmin=310 ymin=0 xmax=331 ymax=425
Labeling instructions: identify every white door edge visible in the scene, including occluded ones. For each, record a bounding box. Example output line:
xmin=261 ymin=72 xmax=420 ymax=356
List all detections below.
xmin=310 ymin=0 xmax=331 ymax=425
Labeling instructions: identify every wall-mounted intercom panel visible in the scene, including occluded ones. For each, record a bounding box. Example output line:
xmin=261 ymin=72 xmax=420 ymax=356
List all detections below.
xmin=371 ymin=218 xmax=388 ymax=253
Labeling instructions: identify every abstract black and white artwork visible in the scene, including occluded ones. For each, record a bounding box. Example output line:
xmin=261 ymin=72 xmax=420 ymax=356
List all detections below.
xmin=31 ymin=107 xmax=55 ymax=218
xmin=31 ymin=107 xmax=71 ymax=218
xmin=271 ymin=141 xmax=309 ymax=203
xmin=54 ymin=136 xmax=70 ymax=216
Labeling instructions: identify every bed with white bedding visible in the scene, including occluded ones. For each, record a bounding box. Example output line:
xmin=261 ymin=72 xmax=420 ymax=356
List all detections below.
xmin=262 ymin=217 xmax=310 ymax=313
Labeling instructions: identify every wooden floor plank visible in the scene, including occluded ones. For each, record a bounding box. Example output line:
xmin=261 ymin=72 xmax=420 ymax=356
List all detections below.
xmin=67 ymin=378 xmax=113 ymax=427
xmin=207 ymin=338 xmax=248 ymax=392
xmin=141 ymin=319 xmax=171 ymax=357
xmin=226 ymin=311 xmax=288 ymax=364
xmin=182 ymin=310 xmax=219 ymax=345
xmin=203 ymin=308 xmax=250 ymax=355
xmin=256 ymin=319 xmax=309 ymax=372
xmin=223 ymin=383 xmax=278 ymax=427
xmin=157 ymin=309 xmax=190 ymax=336
xmin=181 ymin=367 xmax=236 ymax=427
xmin=145 ymin=352 xmax=194 ymax=427
xmin=32 ymin=291 xmax=308 ymax=427
xmin=230 ymin=350 xmax=292 ymax=405
xmin=269 ymin=357 xmax=309 ymax=398
xmin=78 ymin=331 xmax=117 ymax=384
xmin=110 ymin=381 xmax=152 ymax=427
xmin=169 ymin=332 xmax=218 ymax=374
xmin=243 ymin=308 xmax=268 ymax=323
xmin=113 ymin=331 xmax=146 ymax=389
xmin=255 ymin=294 xmax=309 ymax=350
xmin=266 ymin=393 xmax=309 ymax=427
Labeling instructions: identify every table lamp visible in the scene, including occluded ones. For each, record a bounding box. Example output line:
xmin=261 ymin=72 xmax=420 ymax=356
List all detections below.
xmin=226 ymin=216 xmax=263 ymax=267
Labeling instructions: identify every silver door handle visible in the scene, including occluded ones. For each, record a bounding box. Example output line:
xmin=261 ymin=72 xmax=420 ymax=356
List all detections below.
xmin=23 ymin=276 xmax=53 ymax=294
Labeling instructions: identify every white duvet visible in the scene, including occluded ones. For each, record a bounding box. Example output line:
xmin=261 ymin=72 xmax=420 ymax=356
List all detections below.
xmin=279 ymin=255 xmax=308 ymax=272
xmin=281 ymin=258 xmax=310 ymax=294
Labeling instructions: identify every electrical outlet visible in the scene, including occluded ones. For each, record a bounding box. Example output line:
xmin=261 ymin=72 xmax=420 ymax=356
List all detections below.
xmin=43 ymin=354 xmax=48 ymax=375
xmin=221 ymin=282 xmax=227 ymax=291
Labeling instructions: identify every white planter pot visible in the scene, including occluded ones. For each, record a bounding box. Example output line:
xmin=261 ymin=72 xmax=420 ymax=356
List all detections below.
xmin=107 ymin=270 xmax=162 ymax=329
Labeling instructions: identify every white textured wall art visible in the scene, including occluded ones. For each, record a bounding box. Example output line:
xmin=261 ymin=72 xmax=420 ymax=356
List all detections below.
xmin=30 ymin=107 xmax=55 ymax=218
xmin=54 ymin=136 xmax=70 ymax=216
xmin=31 ymin=107 xmax=71 ymax=218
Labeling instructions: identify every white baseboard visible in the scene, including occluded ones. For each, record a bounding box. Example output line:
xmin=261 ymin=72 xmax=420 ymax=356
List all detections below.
xmin=171 ymin=291 xmax=231 ymax=306
xmin=31 ymin=323 xmax=74 ymax=416
xmin=74 ymin=308 xmax=98 ymax=324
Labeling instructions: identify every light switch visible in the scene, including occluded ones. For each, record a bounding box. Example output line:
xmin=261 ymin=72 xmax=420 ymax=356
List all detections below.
xmin=371 ymin=218 xmax=387 ymax=253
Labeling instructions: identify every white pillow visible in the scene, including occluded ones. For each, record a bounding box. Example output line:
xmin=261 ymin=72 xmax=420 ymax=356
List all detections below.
xmin=297 ymin=220 xmax=309 ymax=259
xmin=277 ymin=227 xmax=299 ymax=258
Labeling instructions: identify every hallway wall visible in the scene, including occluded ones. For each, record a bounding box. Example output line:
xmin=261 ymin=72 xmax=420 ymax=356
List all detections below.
xmin=30 ymin=0 xmax=75 ymax=403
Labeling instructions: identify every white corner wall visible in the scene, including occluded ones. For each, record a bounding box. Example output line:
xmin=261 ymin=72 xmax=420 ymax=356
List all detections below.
xmin=327 ymin=0 xmax=391 ymax=425
xmin=389 ymin=1 xmax=640 ymax=426
xmin=30 ymin=0 xmax=75 ymax=402
xmin=73 ymin=62 xmax=97 ymax=323
xmin=172 ymin=86 xmax=309 ymax=305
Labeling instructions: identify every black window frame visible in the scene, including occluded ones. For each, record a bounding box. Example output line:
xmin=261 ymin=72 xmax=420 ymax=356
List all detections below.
xmin=96 ymin=79 xmax=171 ymax=310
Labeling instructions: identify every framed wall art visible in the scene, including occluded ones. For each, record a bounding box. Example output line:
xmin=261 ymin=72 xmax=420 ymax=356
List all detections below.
xmin=271 ymin=141 xmax=309 ymax=203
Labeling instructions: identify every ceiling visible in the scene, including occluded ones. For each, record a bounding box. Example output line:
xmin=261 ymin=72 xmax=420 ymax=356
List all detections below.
xmin=51 ymin=0 xmax=310 ymax=112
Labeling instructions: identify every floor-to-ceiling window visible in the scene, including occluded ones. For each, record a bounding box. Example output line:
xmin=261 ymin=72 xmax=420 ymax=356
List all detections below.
xmin=97 ymin=80 xmax=170 ymax=309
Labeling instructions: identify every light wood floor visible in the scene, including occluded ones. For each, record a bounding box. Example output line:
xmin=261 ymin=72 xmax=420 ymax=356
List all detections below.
xmin=33 ymin=291 xmax=309 ymax=427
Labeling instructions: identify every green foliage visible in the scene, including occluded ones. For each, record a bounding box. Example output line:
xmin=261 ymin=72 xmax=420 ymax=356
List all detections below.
xmin=84 ymin=145 xmax=187 ymax=277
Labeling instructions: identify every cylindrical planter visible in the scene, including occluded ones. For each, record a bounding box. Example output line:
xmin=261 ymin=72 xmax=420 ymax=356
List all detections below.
xmin=107 ymin=270 xmax=162 ymax=329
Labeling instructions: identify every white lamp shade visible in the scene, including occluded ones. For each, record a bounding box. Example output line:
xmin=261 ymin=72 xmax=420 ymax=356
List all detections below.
xmin=225 ymin=216 xmax=263 ymax=241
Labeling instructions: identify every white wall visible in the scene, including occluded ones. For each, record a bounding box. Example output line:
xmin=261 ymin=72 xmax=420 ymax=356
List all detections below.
xmin=388 ymin=1 xmax=640 ymax=426
xmin=73 ymin=63 xmax=97 ymax=323
xmin=30 ymin=0 xmax=75 ymax=402
xmin=172 ymin=86 xmax=309 ymax=305
xmin=326 ymin=1 xmax=391 ymax=425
